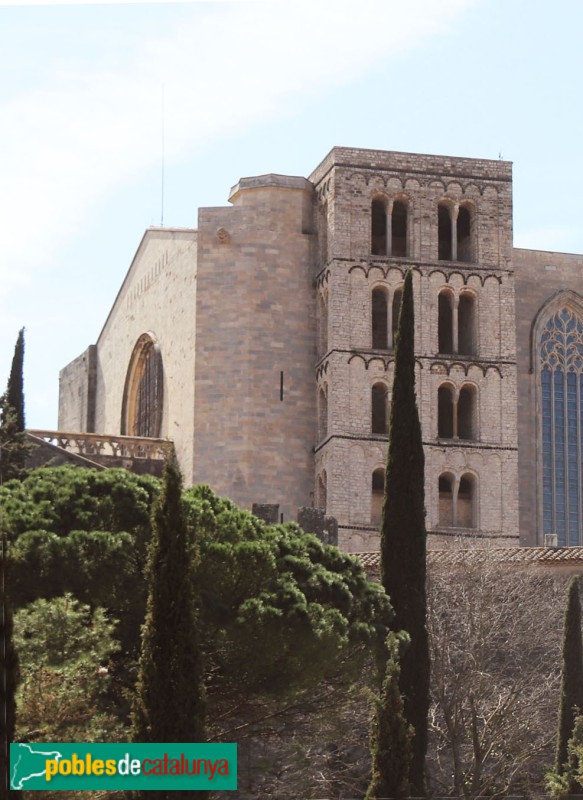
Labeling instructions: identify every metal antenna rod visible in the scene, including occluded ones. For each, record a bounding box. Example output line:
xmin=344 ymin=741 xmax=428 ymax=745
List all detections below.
xmin=161 ymin=83 xmax=165 ymax=228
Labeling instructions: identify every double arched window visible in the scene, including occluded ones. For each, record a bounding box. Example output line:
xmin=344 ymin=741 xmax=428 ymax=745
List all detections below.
xmin=121 ymin=333 xmax=164 ymax=438
xmin=371 ymin=198 xmax=409 ymax=257
xmin=438 ymin=289 xmax=477 ymax=356
xmin=438 ymin=201 xmax=475 ymax=263
xmin=539 ymin=304 xmax=583 ymax=546
xmin=438 ymin=472 xmax=477 ymax=528
xmin=437 ymin=383 xmax=477 ymax=440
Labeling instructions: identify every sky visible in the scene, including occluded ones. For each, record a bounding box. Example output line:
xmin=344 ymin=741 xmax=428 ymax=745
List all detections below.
xmin=1 ymin=0 xmax=583 ymax=429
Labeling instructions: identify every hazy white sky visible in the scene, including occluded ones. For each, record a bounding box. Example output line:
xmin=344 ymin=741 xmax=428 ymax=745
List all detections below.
xmin=1 ymin=0 xmax=582 ymax=428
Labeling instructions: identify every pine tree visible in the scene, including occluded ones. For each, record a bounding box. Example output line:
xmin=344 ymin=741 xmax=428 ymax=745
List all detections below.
xmin=0 ymin=329 xmax=29 ymax=483
xmin=0 ymin=535 xmax=21 ymax=799
xmin=366 ymin=635 xmax=413 ymax=800
xmin=555 ymin=576 xmax=583 ymax=786
xmin=380 ymin=269 xmax=429 ymax=795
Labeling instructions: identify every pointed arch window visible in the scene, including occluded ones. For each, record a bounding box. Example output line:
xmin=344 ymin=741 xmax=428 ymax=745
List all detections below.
xmin=540 ymin=307 xmax=583 ymax=546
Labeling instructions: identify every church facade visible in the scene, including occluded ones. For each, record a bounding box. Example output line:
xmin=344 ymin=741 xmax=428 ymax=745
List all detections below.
xmin=57 ymin=147 xmax=583 ymax=552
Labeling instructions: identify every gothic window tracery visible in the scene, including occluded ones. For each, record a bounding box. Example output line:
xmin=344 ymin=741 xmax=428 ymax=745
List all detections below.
xmin=540 ymin=307 xmax=583 ymax=545
xmin=121 ymin=334 xmax=164 ymax=438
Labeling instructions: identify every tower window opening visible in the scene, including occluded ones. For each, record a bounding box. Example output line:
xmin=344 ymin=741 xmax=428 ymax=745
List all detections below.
xmin=438 ymin=204 xmax=452 ymax=261
xmin=392 ymin=200 xmax=408 ymax=257
xmin=372 ymin=288 xmax=389 ymax=349
xmin=438 ymin=472 xmax=477 ymax=529
xmin=372 ymin=383 xmax=388 ymax=434
xmin=457 ymin=474 xmax=476 ymax=528
xmin=438 ymin=474 xmax=454 ymax=527
xmin=318 ymin=387 xmax=328 ymax=442
xmin=457 ymin=205 xmax=473 ymax=263
xmin=392 ymin=288 xmax=403 ymax=347
xmin=371 ymin=468 xmax=385 ymax=526
xmin=371 ymin=199 xmax=387 ymax=256
xmin=457 ymin=385 xmax=476 ymax=440
xmin=317 ymin=471 xmax=327 ymax=513
xmin=438 ymin=384 xmax=454 ymax=438
xmin=458 ymin=293 xmax=476 ymax=356
xmin=438 ymin=291 xmax=454 ymax=354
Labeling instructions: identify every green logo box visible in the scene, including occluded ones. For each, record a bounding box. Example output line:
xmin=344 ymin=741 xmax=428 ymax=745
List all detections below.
xmin=11 ymin=742 xmax=237 ymax=791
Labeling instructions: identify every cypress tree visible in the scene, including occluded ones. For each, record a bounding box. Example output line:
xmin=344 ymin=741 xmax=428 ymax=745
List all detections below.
xmin=366 ymin=635 xmax=413 ymax=800
xmin=0 ymin=535 xmax=21 ymax=799
xmin=0 ymin=329 xmax=29 ymax=483
xmin=132 ymin=459 xmax=206 ymax=799
xmin=555 ymin=575 xmax=583 ymax=784
xmin=380 ymin=269 xmax=429 ymax=795
xmin=5 ymin=330 xmax=25 ymax=433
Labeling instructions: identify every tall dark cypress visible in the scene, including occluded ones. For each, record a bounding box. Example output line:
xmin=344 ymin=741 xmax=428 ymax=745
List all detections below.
xmin=0 ymin=536 xmax=21 ymax=799
xmin=555 ymin=576 xmax=583 ymax=783
xmin=380 ymin=269 xmax=429 ymax=795
xmin=132 ymin=459 xmax=206 ymax=799
xmin=0 ymin=328 xmax=29 ymax=484
xmin=5 ymin=329 xmax=25 ymax=433
xmin=366 ymin=636 xmax=413 ymax=800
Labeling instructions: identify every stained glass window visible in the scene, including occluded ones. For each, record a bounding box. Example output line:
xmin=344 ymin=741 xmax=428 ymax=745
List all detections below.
xmin=540 ymin=308 xmax=583 ymax=546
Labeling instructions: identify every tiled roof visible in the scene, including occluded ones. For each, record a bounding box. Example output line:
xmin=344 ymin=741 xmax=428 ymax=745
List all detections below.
xmin=356 ymin=546 xmax=583 ymax=575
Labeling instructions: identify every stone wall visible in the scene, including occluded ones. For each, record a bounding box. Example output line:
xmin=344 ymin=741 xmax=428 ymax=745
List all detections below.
xmin=192 ymin=176 xmax=317 ymax=522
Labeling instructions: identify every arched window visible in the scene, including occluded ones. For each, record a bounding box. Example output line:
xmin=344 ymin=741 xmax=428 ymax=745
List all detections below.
xmin=372 ymin=383 xmax=388 ymax=434
xmin=458 ymin=293 xmax=476 ymax=355
xmin=438 ymin=203 xmax=452 ymax=261
xmin=438 ymin=201 xmax=476 ymax=263
xmin=318 ymin=292 xmax=328 ymax=357
xmin=438 ymin=384 xmax=454 ymax=438
xmin=438 ymin=473 xmax=454 ymax=527
xmin=540 ymin=306 xmax=583 ymax=546
xmin=371 ymin=198 xmax=387 ymax=255
xmin=317 ymin=471 xmax=327 ymax=512
xmin=437 ymin=383 xmax=478 ymax=440
xmin=121 ymin=333 xmax=164 ymax=438
xmin=371 ymin=468 xmax=385 ymax=526
xmin=437 ymin=289 xmax=477 ymax=356
xmin=318 ymin=387 xmax=328 ymax=442
xmin=438 ymin=290 xmax=454 ymax=354
xmin=457 ymin=205 xmax=474 ymax=262
xmin=372 ymin=288 xmax=389 ymax=349
xmin=392 ymin=200 xmax=408 ymax=257
xmin=458 ymin=385 xmax=476 ymax=440
xmin=457 ymin=474 xmax=476 ymax=528
xmin=437 ymin=472 xmax=477 ymax=529
xmin=391 ymin=287 xmax=403 ymax=346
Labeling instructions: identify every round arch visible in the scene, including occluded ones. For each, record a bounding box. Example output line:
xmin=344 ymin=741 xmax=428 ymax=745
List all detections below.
xmin=121 ymin=332 xmax=164 ymax=438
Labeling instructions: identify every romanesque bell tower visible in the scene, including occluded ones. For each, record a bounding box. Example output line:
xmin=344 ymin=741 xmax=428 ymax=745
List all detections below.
xmin=310 ymin=148 xmax=519 ymax=551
